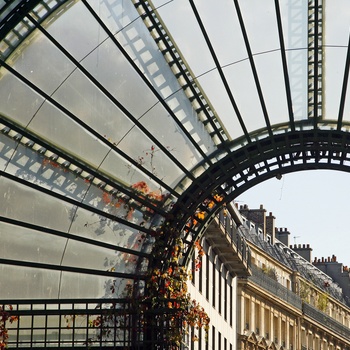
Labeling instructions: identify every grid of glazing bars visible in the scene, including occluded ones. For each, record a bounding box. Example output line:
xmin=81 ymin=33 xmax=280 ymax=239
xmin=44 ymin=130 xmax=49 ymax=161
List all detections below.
xmin=3 ymin=299 xmax=144 ymax=349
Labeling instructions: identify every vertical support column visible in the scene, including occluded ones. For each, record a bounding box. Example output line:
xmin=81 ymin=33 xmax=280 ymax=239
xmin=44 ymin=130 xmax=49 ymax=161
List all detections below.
xmin=286 ymin=320 xmax=290 ymax=350
xmin=278 ymin=316 xmax=282 ymax=346
xmin=250 ymin=298 xmax=255 ymax=333
xmin=269 ymin=310 xmax=274 ymax=341
xmin=237 ymin=287 xmax=246 ymax=335
xmin=260 ymin=303 xmax=265 ymax=338
xmin=307 ymin=0 xmax=324 ymax=122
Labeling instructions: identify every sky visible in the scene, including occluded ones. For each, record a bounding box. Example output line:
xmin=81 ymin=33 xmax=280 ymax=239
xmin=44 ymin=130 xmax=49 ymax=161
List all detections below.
xmin=236 ymin=169 xmax=350 ymax=267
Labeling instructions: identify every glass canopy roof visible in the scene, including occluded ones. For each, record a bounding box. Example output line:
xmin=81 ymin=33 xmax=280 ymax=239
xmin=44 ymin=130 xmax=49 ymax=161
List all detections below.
xmin=0 ymin=0 xmax=349 ymax=300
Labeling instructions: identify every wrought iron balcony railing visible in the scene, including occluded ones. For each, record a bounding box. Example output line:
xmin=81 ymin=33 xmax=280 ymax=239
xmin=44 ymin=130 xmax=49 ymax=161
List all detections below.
xmin=248 ymin=265 xmax=302 ymax=309
xmin=302 ymin=303 xmax=350 ymax=340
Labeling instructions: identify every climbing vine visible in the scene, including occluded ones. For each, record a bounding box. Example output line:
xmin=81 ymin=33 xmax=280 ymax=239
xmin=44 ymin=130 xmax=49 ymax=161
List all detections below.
xmin=316 ymin=292 xmax=329 ymax=312
xmin=0 ymin=305 xmax=18 ymax=350
xmin=146 ymin=237 xmax=209 ymax=347
xmin=59 ymin=146 xmax=226 ymax=348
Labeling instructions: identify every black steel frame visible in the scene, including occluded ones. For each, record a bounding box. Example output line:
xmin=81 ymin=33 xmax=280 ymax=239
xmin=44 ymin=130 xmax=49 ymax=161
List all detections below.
xmin=1 ymin=0 xmax=350 ymax=349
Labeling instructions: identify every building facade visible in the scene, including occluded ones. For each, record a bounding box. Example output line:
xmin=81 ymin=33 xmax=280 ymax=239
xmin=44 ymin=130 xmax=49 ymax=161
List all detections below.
xmin=187 ymin=204 xmax=350 ymax=350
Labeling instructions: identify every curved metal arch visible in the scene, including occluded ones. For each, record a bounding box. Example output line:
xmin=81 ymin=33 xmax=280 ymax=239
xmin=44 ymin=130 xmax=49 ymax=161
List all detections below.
xmin=168 ymin=127 xmax=350 ymax=265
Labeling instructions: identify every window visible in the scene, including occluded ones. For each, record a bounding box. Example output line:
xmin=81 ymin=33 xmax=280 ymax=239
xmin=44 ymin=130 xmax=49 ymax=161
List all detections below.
xmin=289 ymin=324 xmax=294 ymax=348
xmin=192 ymin=257 xmax=196 ymax=285
xmin=199 ymin=255 xmax=203 ymax=293
xmin=245 ymin=298 xmax=250 ymax=330
xmin=265 ymin=308 xmax=270 ymax=339
xmin=224 ymin=277 xmax=228 ymax=320
xmin=219 ymin=268 xmax=222 ymax=314
xmin=191 ymin=326 xmax=195 ymax=350
xmin=255 ymin=303 xmax=260 ymax=334
xmin=212 ymin=259 xmax=216 ymax=308
xmin=198 ymin=328 xmax=202 ymax=350
xmin=273 ymin=315 xmax=279 ymax=344
xmin=212 ymin=326 xmax=216 ymax=349
xmin=206 ymin=254 xmax=210 ymax=300
xmin=229 ymin=284 xmax=233 ymax=326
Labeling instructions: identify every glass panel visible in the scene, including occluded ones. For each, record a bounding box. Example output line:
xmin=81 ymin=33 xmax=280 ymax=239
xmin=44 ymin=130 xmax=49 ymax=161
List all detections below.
xmin=81 ymin=180 xmax=154 ymax=225
xmin=43 ymin=0 xmax=109 ymax=62
xmin=324 ymin=1 xmax=350 ymax=121
xmin=8 ymin=29 xmax=75 ymax=96
xmin=59 ymin=273 xmax=131 ymax=299
xmin=224 ymin=60 xmax=266 ymax=133
xmin=254 ymin=52 xmax=290 ymax=126
xmin=52 ymin=69 xmax=134 ymax=142
xmin=324 ymin=48 xmax=348 ymax=121
xmin=0 ymin=67 xmax=45 ymax=125
xmin=341 ymin=74 xmax=350 ymax=123
xmin=86 ymin=0 xmax=139 ymax=35
xmin=239 ymin=1 xmax=280 ymax=54
xmin=324 ymin=0 xmax=349 ymax=47
xmin=70 ymin=207 xmax=154 ymax=255
xmin=197 ymin=71 xmax=245 ymax=140
xmin=0 ymin=265 xmax=60 ymax=299
xmin=5 ymin=141 xmax=90 ymax=200
xmin=0 ymin=176 xmax=74 ymax=232
xmin=116 ymin=127 xmax=184 ymax=187
xmin=61 ymin=240 xmax=146 ymax=274
xmin=80 ymin=35 xmax=158 ymax=119
xmin=162 ymin=90 xmax=215 ymax=155
xmin=28 ymin=101 xmax=110 ymax=165
xmin=152 ymin=0 xmax=215 ymax=77
xmin=194 ymin=0 xmax=247 ymax=67
xmin=99 ymin=149 xmax=171 ymax=194
xmin=0 ymin=134 xmax=16 ymax=171
xmin=0 ymin=222 xmax=66 ymax=265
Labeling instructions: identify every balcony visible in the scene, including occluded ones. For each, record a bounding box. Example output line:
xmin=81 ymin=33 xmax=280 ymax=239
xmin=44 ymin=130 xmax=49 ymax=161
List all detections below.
xmin=248 ymin=265 xmax=302 ymax=309
xmin=205 ymin=209 xmax=251 ymax=277
xmin=303 ymin=303 xmax=350 ymax=340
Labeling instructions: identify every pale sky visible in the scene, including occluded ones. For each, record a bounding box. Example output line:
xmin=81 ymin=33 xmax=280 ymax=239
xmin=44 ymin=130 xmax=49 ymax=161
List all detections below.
xmin=236 ymin=170 xmax=350 ymax=267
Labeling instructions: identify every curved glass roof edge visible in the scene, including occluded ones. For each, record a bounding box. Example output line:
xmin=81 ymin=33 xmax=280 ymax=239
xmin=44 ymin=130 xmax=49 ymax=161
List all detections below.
xmin=132 ymin=0 xmax=232 ymax=145
xmin=173 ymin=119 xmax=350 ymax=194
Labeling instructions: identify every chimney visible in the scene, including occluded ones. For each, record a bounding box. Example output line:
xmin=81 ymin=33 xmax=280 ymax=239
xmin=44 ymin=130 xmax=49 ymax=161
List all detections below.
xmin=266 ymin=212 xmax=276 ymax=244
xmin=291 ymin=243 xmax=313 ymax=263
xmin=275 ymin=227 xmax=290 ymax=247
xmin=239 ymin=204 xmax=266 ymax=238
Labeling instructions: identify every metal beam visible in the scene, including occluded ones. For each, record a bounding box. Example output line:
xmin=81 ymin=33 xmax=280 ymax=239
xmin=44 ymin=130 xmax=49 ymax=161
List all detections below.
xmin=307 ymin=0 xmax=324 ymax=123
